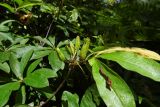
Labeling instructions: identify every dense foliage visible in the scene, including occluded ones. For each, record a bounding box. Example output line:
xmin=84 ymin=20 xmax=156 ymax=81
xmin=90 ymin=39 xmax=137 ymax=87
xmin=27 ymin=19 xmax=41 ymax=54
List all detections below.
xmin=0 ymin=0 xmax=160 ymax=107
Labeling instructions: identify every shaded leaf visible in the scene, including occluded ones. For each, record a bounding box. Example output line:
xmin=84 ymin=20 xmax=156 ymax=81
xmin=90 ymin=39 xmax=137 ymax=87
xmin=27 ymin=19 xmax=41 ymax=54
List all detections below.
xmin=0 ymin=3 xmax=15 ymax=12
xmin=99 ymin=51 xmax=160 ymax=81
xmin=15 ymin=85 xmax=26 ymax=104
xmin=33 ymin=36 xmax=53 ymax=47
xmin=62 ymin=91 xmax=79 ymax=107
xmin=37 ymin=87 xmax=55 ymax=100
xmin=48 ymin=51 xmax=65 ymax=72
xmin=0 ymin=32 xmax=13 ymax=43
xmin=80 ymin=84 xmax=100 ymax=107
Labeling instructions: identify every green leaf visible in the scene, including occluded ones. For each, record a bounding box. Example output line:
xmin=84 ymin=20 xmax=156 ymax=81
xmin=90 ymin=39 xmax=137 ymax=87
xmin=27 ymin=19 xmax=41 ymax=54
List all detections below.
xmin=98 ymin=51 xmax=160 ymax=81
xmin=0 ymin=3 xmax=15 ymax=12
xmin=36 ymin=87 xmax=55 ymax=100
xmin=89 ymin=58 xmax=135 ymax=107
xmin=15 ymin=85 xmax=26 ymax=104
xmin=80 ymin=85 xmax=100 ymax=107
xmin=62 ymin=91 xmax=79 ymax=107
xmin=61 ymin=47 xmax=71 ymax=60
xmin=14 ymin=104 xmax=30 ymax=107
xmin=68 ymin=9 xmax=79 ymax=22
xmin=9 ymin=45 xmax=50 ymax=58
xmin=14 ymin=0 xmax=23 ymax=6
xmin=33 ymin=36 xmax=53 ymax=47
xmin=48 ymin=51 xmax=65 ymax=72
xmin=0 ymin=51 xmax=10 ymax=62
xmin=20 ymin=50 xmax=34 ymax=75
xmin=9 ymin=53 xmax=22 ymax=79
xmin=27 ymin=58 xmax=42 ymax=76
xmin=0 ymin=62 xmax=10 ymax=73
xmin=0 ymin=82 xmax=20 ymax=107
xmin=31 ymin=50 xmax=51 ymax=60
xmin=48 ymin=36 xmax=55 ymax=47
xmin=0 ymin=90 xmax=11 ymax=107
xmin=24 ymin=68 xmax=57 ymax=88
xmin=57 ymin=40 xmax=69 ymax=48
xmin=17 ymin=3 xmax=42 ymax=10
xmin=0 ymin=25 xmax=9 ymax=32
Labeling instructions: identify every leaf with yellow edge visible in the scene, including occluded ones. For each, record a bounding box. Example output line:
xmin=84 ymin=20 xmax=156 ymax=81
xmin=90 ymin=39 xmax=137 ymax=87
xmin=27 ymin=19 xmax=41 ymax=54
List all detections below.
xmin=96 ymin=47 xmax=160 ymax=61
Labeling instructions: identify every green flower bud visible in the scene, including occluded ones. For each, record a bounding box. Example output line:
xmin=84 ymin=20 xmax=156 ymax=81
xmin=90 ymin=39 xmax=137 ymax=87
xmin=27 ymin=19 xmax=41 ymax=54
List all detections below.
xmin=80 ymin=38 xmax=90 ymax=60
xmin=56 ymin=48 xmax=66 ymax=61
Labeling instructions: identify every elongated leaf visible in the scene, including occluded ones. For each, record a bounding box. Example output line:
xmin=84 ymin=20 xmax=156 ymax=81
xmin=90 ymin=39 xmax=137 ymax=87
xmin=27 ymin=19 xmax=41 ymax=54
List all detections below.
xmin=0 ymin=51 xmax=10 ymax=63
xmin=31 ymin=50 xmax=51 ymax=60
xmin=99 ymin=51 xmax=160 ymax=81
xmin=24 ymin=68 xmax=57 ymax=88
xmin=0 ymin=90 xmax=11 ymax=107
xmin=30 ymin=68 xmax=57 ymax=78
xmin=10 ymin=45 xmax=50 ymax=58
xmin=9 ymin=53 xmax=22 ymax=79
xmin=0 ymin=62 xmax=10 ymax=73
xmin=0 ymin=3 xmax=15 ymax=12
xmin=33 ymin=36 xmax=53 ymax=47
xmin=48 ymin=51 xmax=65 ymax=72
xmin=48 ymin=36 xmax=55 ymax=47
xmin=89 ymin=58 xmax=135 ymax=107
xmin=36 ymin=87 xmax=55 ymax=100
xmin=16 ymin=85 xmax=26 ymax=104
xmin=0 ymin=25 xmax=9 ymax=32
xmin=62 ymin=91 xmax=79 ymax=107
xmin=0 ymin=32 xmax=14 ymax=42
xmin=20 ymin=50 xmax=34 ymax=75
xmin=96 ymin=47 xmax=160 ymax=61
xmin=0 ymin=82 xmax=20 ymax=107
xmin=27 ymin=58 xmax=42 ymax=76
xmin=80 ymin=85 xmax=100 ymax=107
xmin=17 ymin=3 xmax=42 ymax=10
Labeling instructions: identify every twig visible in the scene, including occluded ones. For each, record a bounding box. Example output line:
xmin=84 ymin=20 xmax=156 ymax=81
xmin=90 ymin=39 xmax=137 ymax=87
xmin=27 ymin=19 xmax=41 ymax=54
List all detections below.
xmin=41 ymin=19 xmax=54 ymax=46
xmin=39 ymin=66 xmax=72 ymax=107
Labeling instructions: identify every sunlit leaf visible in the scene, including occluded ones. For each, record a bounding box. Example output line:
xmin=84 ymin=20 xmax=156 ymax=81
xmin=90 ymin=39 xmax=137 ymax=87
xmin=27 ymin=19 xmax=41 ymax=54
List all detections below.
xmin=20 ymin=50 xmax=34 ymax=75
xmin=96 ymin=47 xmax=160 ymax=61
xmin=26 ymin=58 xmax=42 ymax=76
xmin=68 ymin=9 xmax=79 ymax=22
xmin=0 ymin=62 xmax=10 ymax=73
xmin=99 ymin=51 xmax=160 ymax=81
xmin=24 ymin=68 xmax=57 ymax=88
xmin=0 ymin=51 xmax=10 ymax=63
xmin=9 ymin=53 xmax=22 ymax=79
xmin=89 ymin=58 xmax=135 ymax=107
xmin=0 ymin=82 xmax=20 ymax=107
xmin=31 ymin=50 xmax=51 ymax=60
